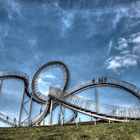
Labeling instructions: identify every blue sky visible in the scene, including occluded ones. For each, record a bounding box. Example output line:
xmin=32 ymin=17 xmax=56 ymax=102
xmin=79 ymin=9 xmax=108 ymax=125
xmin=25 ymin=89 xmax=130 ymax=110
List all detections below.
xmin=0 ymin=0 xmax=140 ymax=126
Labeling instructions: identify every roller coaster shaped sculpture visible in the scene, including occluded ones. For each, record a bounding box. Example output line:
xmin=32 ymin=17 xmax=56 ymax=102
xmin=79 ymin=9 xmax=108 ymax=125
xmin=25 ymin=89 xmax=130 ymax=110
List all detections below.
xmin=0 ymin=61 xmax=140 ymax=127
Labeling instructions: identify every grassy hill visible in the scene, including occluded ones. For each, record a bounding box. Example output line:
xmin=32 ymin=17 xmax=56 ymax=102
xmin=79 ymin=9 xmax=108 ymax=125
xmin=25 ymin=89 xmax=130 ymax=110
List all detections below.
xmin=0 ymin=121 xmax=140 ymax=140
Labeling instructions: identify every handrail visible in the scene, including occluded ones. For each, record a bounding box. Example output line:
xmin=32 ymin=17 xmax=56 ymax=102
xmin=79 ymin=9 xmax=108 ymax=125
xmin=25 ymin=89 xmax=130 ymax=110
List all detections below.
xmin=50 ymin=91 xmax=140 ymax=121
xmin=0 ymin=112 xmax=18 ymax=126
xmin=66 ymin=77 xmax=140 ymax=99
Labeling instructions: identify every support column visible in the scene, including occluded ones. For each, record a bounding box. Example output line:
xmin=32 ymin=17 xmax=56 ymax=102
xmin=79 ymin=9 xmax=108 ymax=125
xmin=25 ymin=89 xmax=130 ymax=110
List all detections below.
xmin=19 ymin=88 xmax=26 ymax=126
xmin=49 ymin=100 xmax=53 ymax=126
xmin=28 ymin=93 xmax=33 ymax=124
xmin=0 ymin=79 xmax=3 ymax=96
xmin=58 ymin=103 xmax=62 ymax=125
xmin=62 ymin=106 xmax=65 ymax=126
xmin=94 ymin=117 xmax=97 ymax=125
xmin=95 ymin=88 xmax=99 ymax=113
xmin=19 ymin=87 xmax=31 ymax=126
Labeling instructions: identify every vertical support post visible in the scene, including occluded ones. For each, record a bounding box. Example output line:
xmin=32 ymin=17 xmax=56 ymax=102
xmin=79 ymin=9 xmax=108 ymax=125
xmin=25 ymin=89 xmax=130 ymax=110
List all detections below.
xmin=49 ymin=100 xmax=53 ymax=126
xmin=90 ymin=117 xmax=92 ymax=125
xmin=0 ymin=79 xmax=3 ymax=96
xmin=19 ymin=88 xmax=26 ymax=126
xmin=79 ymin=117 xmax=81 ymax=123
xmin=95 ymin=88 xmax=99 ymax=113
xmin=19 ymin=87 xmax=32 ymax=126
xmin=94 ymin=117 xmax=97 ymax=125
xmin=43 ymin=118 xmax=45 ymax=125
xmin=74 ymin=112 xmax=76 ymax=125
xmin=62 ymin=106 xmax=65 ymax=126
xmin=28 ymin=93 xmax=33 ymax=125
xmin=58 ymin=103 xmax=62 ymax=125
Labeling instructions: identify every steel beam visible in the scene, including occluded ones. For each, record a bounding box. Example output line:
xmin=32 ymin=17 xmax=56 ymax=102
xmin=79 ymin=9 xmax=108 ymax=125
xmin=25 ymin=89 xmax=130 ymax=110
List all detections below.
xmin=49 ymin=100 xmax=53 ymax=126
xmin=0 ymin=80 xmax=3 ymax=96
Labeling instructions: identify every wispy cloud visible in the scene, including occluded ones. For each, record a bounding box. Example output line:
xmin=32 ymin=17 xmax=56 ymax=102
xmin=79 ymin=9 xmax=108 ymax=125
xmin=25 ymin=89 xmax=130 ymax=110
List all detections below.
xmin=38 ymin=78 xmax=51 ymax=86
xmin=38 ymin=74 xmax=57 ymax=86
xmin=105 ymin=32 xmax=140 ymax=72
xmin=116 ymin=38 xmax=128 ymax=51
xmin=107 ymin=40 xmax=113 ymax=56
xmin=105 ymin=55 xmax=138 ymax=72
xmin=45 ymin=74 xmax=57 ymax=79
xmin=2 ymin=0 xmax=22 ymax=19
xmin=28 ymin=39 xmax=37 ymax=48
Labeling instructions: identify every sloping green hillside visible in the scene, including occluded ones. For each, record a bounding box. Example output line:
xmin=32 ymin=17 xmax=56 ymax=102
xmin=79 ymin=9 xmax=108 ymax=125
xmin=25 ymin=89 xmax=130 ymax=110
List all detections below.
xmin=0 ymin=121 xmax=140 ymax=140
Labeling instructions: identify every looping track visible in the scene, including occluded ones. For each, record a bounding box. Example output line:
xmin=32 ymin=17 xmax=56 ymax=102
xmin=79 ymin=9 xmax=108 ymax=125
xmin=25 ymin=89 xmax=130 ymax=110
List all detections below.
xmin=0 ymin=61 xmax=140 ymax=126
xmin=32 ymin=61 xmax=70 ymax=103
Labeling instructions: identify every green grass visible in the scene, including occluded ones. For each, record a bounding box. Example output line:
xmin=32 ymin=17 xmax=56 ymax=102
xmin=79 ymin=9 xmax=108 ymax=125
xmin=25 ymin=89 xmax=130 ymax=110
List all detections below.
xmin=0 ymin=121 xmax=140 ymax=140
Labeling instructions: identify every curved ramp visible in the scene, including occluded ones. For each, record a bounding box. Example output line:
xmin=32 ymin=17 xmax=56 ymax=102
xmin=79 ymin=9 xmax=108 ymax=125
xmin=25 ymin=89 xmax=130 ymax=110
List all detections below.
xmin=0 ymin=112 xmax=17 ymax=126
xmin=49 ymin=88 xmax=140 ymax=122
xmin=1 ymin=69 xmax=140 ymax=126
xmin=66 ymin=77 xmax=140 ymax=100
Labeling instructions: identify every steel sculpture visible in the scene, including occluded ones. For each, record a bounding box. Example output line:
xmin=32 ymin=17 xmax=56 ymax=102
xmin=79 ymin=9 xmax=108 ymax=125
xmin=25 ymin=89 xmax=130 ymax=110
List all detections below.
xmin=0 ymin=61 xmax=140 ymax=127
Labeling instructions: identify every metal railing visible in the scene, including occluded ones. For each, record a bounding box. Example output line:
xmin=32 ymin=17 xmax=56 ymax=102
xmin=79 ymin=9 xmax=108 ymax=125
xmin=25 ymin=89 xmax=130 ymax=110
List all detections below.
xmin=0 ymin=112 xmax=18 ymax=126
xmin=0 ymin=71 xmax=29 ymax=81
xmin=29 ymin=101 xmax=49 ymax=126
xmin=50 ymin=91 xmax=140 ymax=120
xmin=67 ymin=77 xmax=140 ymax=99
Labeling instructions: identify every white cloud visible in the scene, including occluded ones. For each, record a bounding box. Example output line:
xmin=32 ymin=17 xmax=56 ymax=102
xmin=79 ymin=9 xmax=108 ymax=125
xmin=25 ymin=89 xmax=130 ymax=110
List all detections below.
xmin=128 ymin=32 xmax=140 ymax=42
xmin=117 ymin=42 xmax=128 ymax=51
xmin=62 ymin=13 xmax=74 ymax=29
xmin=118 ymin=38 xmax=127 ymax=44
xmin=38 ymin=74 xmax=57 ymax=86
xmin=43 ymin=90 xmax=49 ymax=96
xmin=131 ymin=36 xmax=140 ymax=44
xmin=112 ymin=2 xmax=140 ymax=29
xmin=38 ymin=78 xmax=43 ymax=84
xmin=107 ymin=40 xmax=113 ymax=56
xmin=112 ymin=7 xmax=128 ymax=29
xmin=45 ymin=74 xmax=57 ymax=79
xmin=106 ymin=57 xmax=121 ymax=70
xmin=116 ymin=38 xmax=128 ymax=51
xmin=120 ymin=50 xmax=130 ymax=55
xmin=106 ymin=55 xmax=138 ymax=71
xmin=105 ymin=32 xmax=140 ymax=72
xmin=123 ymin=57 xmax=137 ymax=67
xmin=61 ymin=11 xmax=74 ymax=36
xmin=38 ymin=78 xmax=51 ymax=85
